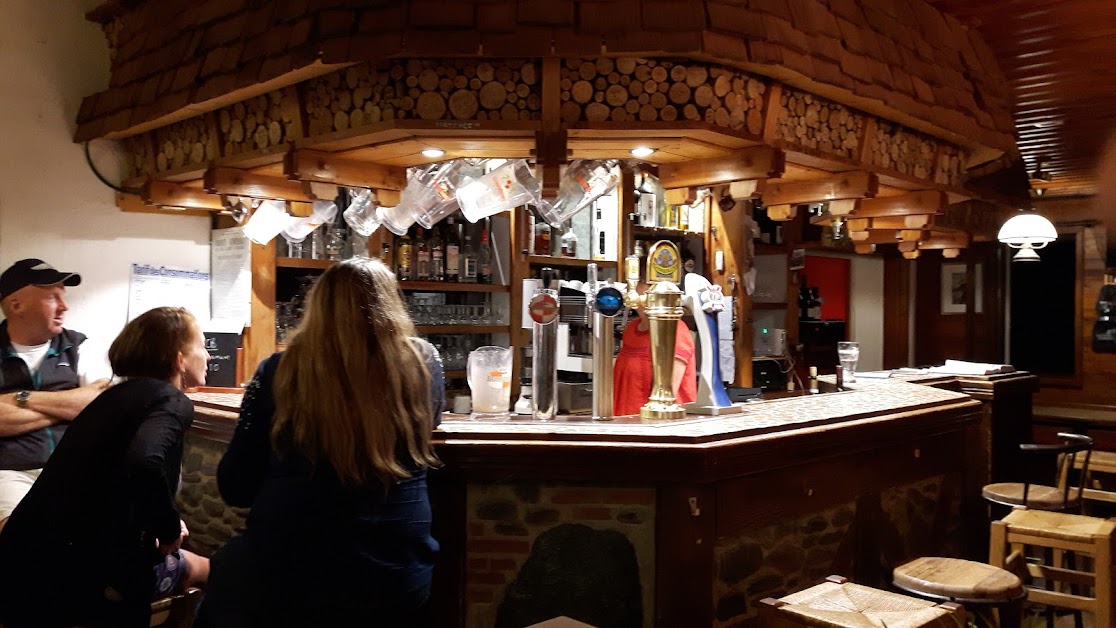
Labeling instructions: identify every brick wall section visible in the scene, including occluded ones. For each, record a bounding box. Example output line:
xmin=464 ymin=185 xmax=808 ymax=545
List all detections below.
xmin=711 ymin=474 xmax=961 ymax=625
xmin=465 ymin=482 xmax=656 ymax=627
xmin=79 ymin=0 xmax=1014 ymax=152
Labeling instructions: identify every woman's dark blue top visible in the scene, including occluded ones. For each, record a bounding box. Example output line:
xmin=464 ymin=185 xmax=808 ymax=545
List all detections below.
xmin=206 ymin=339 xmax=443 ymax=624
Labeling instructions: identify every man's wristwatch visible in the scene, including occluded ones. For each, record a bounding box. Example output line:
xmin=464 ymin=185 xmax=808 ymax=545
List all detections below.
xmin=14 ymin=390 xmax=31 ymax=408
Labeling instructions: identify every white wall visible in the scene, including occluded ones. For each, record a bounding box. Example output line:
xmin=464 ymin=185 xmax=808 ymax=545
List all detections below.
xmin=849 ymin=255 xmax=884 ymax=371
xmin=0 ymin=0 xmax=211 ymax=363
xmin=805 ymin=252 xmax=885 ymax=372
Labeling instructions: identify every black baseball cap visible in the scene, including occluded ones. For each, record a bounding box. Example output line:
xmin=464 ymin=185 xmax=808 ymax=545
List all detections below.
xmin=0 ymin=259 xmax=81 ymax=299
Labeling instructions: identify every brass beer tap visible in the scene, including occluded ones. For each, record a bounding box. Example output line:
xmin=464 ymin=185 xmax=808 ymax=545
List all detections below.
xmin=624 ymin=240 xmax=687 ymax=420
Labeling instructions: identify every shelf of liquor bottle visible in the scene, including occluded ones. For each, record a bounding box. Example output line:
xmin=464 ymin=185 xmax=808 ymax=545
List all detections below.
xmin=526 ymin=255 xmax=618 ymax=268
xmin=399 ymin=281 xmax=509 ymax=293
xmin=632 ymin=225 xmax=700 ymax=240
xmin=415 ymin=325 xmax=509 ymax=334
xmin=752 ymin=302 xmax=789 ymax=309
xmin=277 ymin=257 xmax=335 ymax=270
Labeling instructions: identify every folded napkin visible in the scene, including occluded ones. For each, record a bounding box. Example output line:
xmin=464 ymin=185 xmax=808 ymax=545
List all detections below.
xmin=926 ymin=360 xmax=1016 ymax=376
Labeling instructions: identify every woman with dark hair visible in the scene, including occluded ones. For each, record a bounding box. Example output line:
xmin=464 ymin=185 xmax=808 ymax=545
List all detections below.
xmin=196 ymin=257 xmax=444 ymax=627
xmin=0 ymin=306 xmax=211 ymax=627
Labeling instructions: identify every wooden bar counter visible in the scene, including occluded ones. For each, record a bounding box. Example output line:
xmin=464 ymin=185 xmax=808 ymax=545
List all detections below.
xmin=182 ymin=372 xmax=1035 ymax=627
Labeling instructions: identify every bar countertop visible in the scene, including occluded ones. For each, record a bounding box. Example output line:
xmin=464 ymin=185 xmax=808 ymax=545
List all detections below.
xmin=188 ymin=374 xmax=996 ymax=451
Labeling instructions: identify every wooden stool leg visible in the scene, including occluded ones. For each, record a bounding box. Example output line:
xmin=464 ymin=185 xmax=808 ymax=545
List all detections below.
xmin=1097 ymin=534 xmax=1113 ymax=628
xmin=997 ymin=597 xmax=1024 ymax=628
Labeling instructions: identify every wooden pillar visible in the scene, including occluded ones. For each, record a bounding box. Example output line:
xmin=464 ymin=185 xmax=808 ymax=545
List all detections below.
xmin=707 ymin=186 xmax=752 ymax=386
xmin=243 ymin=241 xmax=276 ymax=379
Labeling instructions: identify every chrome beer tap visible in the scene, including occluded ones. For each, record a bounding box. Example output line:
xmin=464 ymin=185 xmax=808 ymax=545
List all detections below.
xmin=586 ymin=263 xmax=624 ymax=421
xmin=529 ymin=267 xmax=560 ymax=421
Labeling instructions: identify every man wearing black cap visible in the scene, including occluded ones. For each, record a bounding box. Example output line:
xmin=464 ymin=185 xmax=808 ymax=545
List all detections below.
xmin=0 ymin=258 xmax=111 ymax=531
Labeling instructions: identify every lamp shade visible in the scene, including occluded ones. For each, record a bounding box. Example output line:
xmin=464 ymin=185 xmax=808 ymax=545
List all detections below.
xmin=997 ymin=212 xmax=1057 ymax=248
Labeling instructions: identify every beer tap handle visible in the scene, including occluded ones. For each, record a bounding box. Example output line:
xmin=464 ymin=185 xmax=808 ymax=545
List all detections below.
xmin=623 ymin=254 xmax=642 ymax=309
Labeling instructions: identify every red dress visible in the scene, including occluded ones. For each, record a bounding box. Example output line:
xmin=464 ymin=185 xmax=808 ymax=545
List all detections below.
xmin=613 ymin=319 xmax=696 ymax=416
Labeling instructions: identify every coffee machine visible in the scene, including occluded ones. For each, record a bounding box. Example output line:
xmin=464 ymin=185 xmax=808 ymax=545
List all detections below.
xmin=547 ymin=277 xmax=592 ymax=413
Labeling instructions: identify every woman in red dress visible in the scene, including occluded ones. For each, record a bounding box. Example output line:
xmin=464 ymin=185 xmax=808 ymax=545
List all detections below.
xmin=612 ymin=286 xmax=696 ymax=416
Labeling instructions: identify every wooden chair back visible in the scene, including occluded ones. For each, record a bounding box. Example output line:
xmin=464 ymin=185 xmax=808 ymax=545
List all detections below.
xmin=1021 ymin=432 xmax=1093 ymax=511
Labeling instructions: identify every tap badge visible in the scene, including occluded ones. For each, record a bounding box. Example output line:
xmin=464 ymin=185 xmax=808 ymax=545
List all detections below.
xmin=528 ymin=292 xmax=559 ymax=325
xmin=647 ymin=240 xmax=681 ymax=284
xmin=699 ymin=285 xmax=726 ymax=313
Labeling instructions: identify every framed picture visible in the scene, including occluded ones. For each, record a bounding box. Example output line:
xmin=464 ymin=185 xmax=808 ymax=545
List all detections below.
xmin=941 ymin=263 xmax=983 ymax=315
xmin=789 ymin=248 xmax=806 ymax=271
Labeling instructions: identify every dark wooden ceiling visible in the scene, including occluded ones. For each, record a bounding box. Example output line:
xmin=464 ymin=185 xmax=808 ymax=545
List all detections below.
xmin=930 ymin=0 xmax=1116 ymax=197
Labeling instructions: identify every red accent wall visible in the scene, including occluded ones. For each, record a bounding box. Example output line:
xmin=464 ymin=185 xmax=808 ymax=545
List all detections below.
xmin=803 ymin=256 xmax=850 ymax=321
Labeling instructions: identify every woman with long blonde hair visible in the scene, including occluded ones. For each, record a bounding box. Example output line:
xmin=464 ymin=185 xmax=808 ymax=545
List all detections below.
xmin=197 ymin=257 xmax=444 ymax=627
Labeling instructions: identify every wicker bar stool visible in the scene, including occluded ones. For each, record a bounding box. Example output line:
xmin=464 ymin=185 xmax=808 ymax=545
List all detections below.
xmin=758 ymin=575 xmax=966 ymax=628
xmin=989 ymin=508 xmax=1116 ymax=627
xmin=149 ymin=587 xmax=202 ymax=627
xmin=892 ymin=557 xmax=1025 ymax=628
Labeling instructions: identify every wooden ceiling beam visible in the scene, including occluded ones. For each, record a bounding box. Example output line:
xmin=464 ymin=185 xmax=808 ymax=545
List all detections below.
xmin=115 ymin=192 xmax=212 ymax=218
xmin=203 ymin=167 xmax=314 ymax=202
xmin=849 ymin=230 xmax=901 ymax=244
xmin=918 ymin=230 xmax=972 ymax=249
xmin=658 ymin=146 xmax=785 ymax=189
xmin=142 ymin=181 xmax=226 ymax=211
xmin=763 ymin=172 xmax=878 ymax=207
xmin=847 ymin=214 xmax=934 ymax=231
xmin=664 ymin=187 xmax=696 ymax=205
xmin=284 ymin=148 xmax=407 ymax=191
xmin=852 ymin=190 xmax=947 ymax=218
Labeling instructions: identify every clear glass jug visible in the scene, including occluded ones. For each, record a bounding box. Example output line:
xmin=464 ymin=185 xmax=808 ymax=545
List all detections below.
xmin=466 ymin=345 xmax=512 ymax=417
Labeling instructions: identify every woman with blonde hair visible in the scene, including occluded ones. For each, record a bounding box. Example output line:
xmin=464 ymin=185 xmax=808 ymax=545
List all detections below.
xmin=0 ymin=306 xmax=211 ymax=627
xmin=197 ymin=257 xmax=444 ymax=627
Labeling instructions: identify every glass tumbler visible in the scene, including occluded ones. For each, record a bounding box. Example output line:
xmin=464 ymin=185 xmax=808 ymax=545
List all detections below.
xmin=837 ymin=341 xmax=860 ymax=383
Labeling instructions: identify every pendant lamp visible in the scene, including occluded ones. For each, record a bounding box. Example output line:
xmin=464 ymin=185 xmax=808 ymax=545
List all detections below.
xmin=997 ymin=209 xmax=1057 ymax=262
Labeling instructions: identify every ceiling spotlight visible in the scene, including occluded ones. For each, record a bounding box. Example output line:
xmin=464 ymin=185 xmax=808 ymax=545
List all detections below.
xmin=421 ymin=148 xmax=445 ymax=158
xmin=1030 ymin=157 xmax=1052 ymax=183
xmin=630 ymin=147 xmax=656 ymax=158
xmin=717 ymin=191 xmax=736 ymax=212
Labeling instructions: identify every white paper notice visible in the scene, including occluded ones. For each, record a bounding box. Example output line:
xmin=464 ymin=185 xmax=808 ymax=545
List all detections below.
xmin=211 ymin=227 xmax=252 ymax=328
xmin=128 ymin=264 xmax=211 ymax=323
xmin=718 ymin=296 xmax=736 ymax=383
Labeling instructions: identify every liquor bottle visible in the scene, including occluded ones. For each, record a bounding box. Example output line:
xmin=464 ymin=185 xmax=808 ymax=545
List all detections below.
xmin=460 ymin=232 xmax=478 ymax=283
xmin=478 ymin=220 xmax=493 ymax=284
xmin=533 ymin=220 xmax=552 ymax=257
xmin=678 ymin=203 xmax=690 ymax=231
xmin=560 ymin=222 xmax=578 ymax=258
xmin=379 ymin=236 xmax=393 ymax=265
xmin=415 ymin=227 xmax=431 ymax=280
xmin=444 ymin=215 xmax=460 ymax=282
xmin=430 ymin=224 xmax=445 ymax=281
xmin=395 ymin=229 xmax=413 ymax=280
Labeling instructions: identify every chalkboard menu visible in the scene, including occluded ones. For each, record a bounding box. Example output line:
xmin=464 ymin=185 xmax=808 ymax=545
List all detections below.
xmin=203 ymin=332 xmax=240 ymax=388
